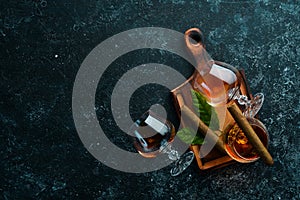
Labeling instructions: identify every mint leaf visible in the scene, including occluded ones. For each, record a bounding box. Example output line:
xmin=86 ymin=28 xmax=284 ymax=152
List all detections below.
xmin=177 ymin=127 xmax=205 ymax=145
xmin=191 ymin=89 xmax=219 ymax=130
xmin=176 ymin=90 xmax=220 ymax=146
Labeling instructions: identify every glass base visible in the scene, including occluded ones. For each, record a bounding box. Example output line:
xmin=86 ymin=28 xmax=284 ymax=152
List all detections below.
xmin=244 ymin=92 xmax=264 ymax=118
xmin=170 ymin=151 xmax=194 ymax=176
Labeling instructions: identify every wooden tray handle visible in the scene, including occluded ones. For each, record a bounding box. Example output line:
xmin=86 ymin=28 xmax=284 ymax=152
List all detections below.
xmin=184 ymin=28 xmax=205 ymax=49
xmin=184 ymin=28 xmax=213 ymax=75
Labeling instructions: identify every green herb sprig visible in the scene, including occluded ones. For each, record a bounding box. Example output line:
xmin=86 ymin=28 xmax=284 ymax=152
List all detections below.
xmin=191 ymin=89 xmax=219 ymax=130
xmin=177 ymin=89 xmax=219 ymax=145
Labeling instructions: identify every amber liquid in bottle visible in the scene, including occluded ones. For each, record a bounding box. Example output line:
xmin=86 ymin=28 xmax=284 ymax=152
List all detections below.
xmin=193 ymin=62 xmax=239 ymax=106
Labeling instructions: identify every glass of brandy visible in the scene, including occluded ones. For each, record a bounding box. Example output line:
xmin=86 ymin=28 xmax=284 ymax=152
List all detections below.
xmin=224 ymin=117 xmax=269 ymax=163
xmin=129 ymin=110 xmax=194 ymax=176
xmin=185 ymin=28 xmax=264 ymax=117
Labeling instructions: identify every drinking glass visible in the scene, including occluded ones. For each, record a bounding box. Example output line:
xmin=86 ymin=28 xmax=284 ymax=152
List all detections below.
xmin=129 ymin=110 xmax=194 ymax=176
xmin=224 ymin=117 xmax=269 ymax=163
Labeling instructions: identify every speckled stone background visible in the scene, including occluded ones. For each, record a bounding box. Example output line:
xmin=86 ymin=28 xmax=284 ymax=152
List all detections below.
xmin=1 ymin=0 xmax=299 ymax=199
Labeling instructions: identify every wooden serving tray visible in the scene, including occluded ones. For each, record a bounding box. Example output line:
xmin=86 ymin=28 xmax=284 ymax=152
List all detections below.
xmin=171 ymin=69 xmax=252 ymax=170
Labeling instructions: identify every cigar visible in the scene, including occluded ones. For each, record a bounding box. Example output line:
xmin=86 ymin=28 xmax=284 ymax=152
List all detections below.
xmin=228 ymin=103 xmax=274 ymax=165
xmin=181 ymin=105 xmax=225 ymax=154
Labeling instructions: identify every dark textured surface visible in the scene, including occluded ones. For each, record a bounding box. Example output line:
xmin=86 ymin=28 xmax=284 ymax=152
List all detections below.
xmin=1 ymin=0 xmax=299 ymax=199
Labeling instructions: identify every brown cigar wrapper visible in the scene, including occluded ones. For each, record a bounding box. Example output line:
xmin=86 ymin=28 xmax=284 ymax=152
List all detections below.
xmin=181 ymin=106 xmax=226 ymax=154
xmin=228 ymin=103 xmax=274 ymax=165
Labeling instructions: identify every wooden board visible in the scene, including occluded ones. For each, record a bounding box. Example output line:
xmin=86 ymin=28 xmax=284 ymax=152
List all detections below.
xmin=171 ymin=69 xmax=252 ymax=170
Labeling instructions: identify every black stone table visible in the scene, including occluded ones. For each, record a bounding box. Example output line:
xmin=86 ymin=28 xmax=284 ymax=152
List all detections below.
xmin=1 ymin=1 xmax=299 ymax=199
